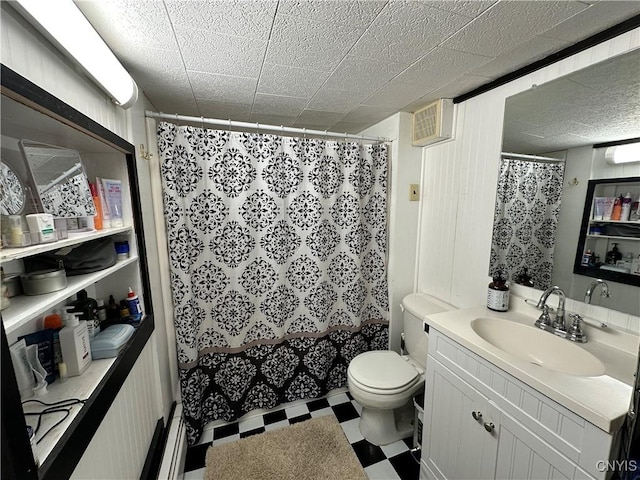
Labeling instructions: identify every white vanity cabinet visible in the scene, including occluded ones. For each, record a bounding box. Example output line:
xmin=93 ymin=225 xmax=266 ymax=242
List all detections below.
xmin=421 ymin=329 xmax=614 ymax=480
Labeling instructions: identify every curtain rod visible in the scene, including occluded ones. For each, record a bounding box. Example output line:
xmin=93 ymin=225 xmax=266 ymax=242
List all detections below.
xmin=145 ymin=110 xmax=391 ymax=142
xmin=501 ymin=152 xmax=565 ymax=163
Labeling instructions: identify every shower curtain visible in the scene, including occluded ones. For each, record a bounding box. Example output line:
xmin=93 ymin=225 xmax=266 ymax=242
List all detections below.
xmin=156 ymin=122 xmax=389 ymax=445
xmin=490 ymin=157 xmax=565 ymax=289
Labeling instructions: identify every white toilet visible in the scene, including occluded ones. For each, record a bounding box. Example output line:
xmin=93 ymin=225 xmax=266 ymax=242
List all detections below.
xmin=347 ymin=293 xmax=454 ymax=446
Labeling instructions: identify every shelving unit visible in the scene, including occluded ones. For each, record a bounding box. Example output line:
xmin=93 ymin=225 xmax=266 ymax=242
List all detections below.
xmin=574 ymin=176 xmax=640 ymax=286
xmin=1 ymin=65 xmax=154 ymax=480
xmin=3 ymin=255 xmax=138 ymax=335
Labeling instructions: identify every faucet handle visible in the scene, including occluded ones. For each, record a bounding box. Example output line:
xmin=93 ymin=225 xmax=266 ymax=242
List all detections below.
xmin=535 ymin=305 xmax=552 ymax=330
xmin=567 ymin=313 xmax=587 ymax=343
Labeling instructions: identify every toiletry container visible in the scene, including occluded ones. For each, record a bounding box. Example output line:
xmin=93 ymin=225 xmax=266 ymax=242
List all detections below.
xmin=487 ymin=273 xmax=509 ymax=311
xmin=71 ymin=289 xmax=99 ymax=338
xmin=605 ymin=243 xmax=622 ymax=265
xmin=59 ymin=311 xmax=92 ymax=376
xmin=90 ymin=324 xmax=135 ymax=359
xmin=621 ymin=192 xmax=632 ymax=221
xmin=611 ymin=196 xmax=623 ymax=221
xmin=26 ymin=213 xmax=56 ymax=243
xmin=126 ymin=286 xmax=143 ymax=319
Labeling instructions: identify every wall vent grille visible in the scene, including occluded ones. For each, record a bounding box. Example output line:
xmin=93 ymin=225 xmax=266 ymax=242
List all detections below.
xmin=412 ymin=99 xmax=454 ymax=147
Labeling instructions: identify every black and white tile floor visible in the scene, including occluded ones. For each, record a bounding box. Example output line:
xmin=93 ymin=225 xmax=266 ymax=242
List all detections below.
xmin=184 ymin=390 xmax=421 ymax=480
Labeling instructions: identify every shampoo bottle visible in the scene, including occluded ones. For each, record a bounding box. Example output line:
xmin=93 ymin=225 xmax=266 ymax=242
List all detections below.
xmin=611 ymin=195 xmax=623 ymax=221
xmin=59 ymin=312 xmax=92 ymax=376
xmin=71 ymin=290 xmax=99 ymax=338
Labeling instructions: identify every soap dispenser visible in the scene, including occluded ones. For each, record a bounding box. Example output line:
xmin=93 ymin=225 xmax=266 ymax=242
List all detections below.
xmin=59 ymin=310 xmax=92 ymax=376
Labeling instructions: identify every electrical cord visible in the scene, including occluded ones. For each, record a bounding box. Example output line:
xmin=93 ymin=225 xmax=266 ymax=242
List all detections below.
xmin=22 ymin=398 xmax=86 ymax=444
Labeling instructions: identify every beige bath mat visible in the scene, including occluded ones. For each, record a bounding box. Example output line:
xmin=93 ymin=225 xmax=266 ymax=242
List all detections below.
xmin=204 ymin=415 xmax=367 ymax=480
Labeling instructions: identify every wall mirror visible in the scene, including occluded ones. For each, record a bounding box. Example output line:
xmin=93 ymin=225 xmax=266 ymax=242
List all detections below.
xmin=491 ymin=48 xmax=640 ymax=317
xmin=19 ymin=139 xmax=96 ymax=218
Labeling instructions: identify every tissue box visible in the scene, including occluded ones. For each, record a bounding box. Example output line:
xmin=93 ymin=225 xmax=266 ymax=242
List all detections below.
xmin=89 ymin=324 xmax=134 ymax=359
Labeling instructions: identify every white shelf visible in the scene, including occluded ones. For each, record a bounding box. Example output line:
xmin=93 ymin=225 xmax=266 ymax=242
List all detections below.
xmin=1 ymin=256 xmax=139 ymax=335
xmin=0 ymin=226 xmax=132 ymax=262
xmin=22 ymin=357 xmax=116 ymax=466
xmin=586 ymin=234 xmax=640 ymax=241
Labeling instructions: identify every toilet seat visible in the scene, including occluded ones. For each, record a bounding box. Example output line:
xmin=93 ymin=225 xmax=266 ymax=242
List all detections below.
xmin=348 ymin=351 xmax=420 ymax=394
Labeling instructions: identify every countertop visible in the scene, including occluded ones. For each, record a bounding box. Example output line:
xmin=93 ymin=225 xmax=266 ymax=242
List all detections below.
xmin=423 ymin=298 xmax=637 ymax=433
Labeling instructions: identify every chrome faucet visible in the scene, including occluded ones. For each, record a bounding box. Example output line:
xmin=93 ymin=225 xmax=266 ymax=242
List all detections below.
xmin=585 ymin=279 xmax=610 ymax=304
xmin=535 ymin=286 xmax=566 ymax=332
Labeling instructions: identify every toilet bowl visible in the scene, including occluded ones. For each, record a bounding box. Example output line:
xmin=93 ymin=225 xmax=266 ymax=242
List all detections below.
xmin=347 ymin=293 xmax=454 ymax=446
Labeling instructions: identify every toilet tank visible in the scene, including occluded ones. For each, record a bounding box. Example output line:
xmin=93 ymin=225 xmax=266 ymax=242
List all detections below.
xmin=402 ymin=293 xmax=455 ymax=367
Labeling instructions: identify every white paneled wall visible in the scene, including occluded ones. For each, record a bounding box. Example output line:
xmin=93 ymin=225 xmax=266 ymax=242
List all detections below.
xmin=0 ymin=3 xmax=127 ymax=138
xmin=1 ymin=1 xmax=173 ymax=473
xmin=71 ymin=340 xmax=159 ymax=479
xmin=417 ymin=28 xmax=640 ymax=323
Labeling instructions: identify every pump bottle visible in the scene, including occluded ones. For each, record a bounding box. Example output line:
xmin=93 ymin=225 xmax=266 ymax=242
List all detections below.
xmin=59 ymin=309 xmax=92 ymax=376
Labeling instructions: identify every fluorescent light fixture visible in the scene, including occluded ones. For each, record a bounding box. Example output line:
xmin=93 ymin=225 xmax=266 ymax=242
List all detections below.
xmin=12 ymin=0 xmax=138 ymax=109
xmin=605 ymin=142 xmax=640 ymax=164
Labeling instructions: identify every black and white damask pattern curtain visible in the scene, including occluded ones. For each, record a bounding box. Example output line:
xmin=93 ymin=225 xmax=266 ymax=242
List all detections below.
xmin=490 ymin=158 xmax=565 ymax=289
xmin=156 ymin=122 xmax=389 ymax=445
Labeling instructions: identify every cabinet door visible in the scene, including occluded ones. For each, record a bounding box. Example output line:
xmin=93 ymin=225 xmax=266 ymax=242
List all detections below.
xmin=422 ymin=358 xmax=498 ymax=480
xmin=495 ymin=408 xmax=580 ymax=480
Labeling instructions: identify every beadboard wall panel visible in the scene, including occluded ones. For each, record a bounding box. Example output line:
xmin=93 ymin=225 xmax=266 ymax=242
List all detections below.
xmin=71 ymin=341 xmax=158 ymax=480
xmin=0 ymin=3 xmax=127 ymax=139
xmin=417 ymin=28 xmax=640 ymax=309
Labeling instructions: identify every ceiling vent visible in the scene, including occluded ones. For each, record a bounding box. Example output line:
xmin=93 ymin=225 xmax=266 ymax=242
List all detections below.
xmin=412 ymin=99 xmax=454 ymax=147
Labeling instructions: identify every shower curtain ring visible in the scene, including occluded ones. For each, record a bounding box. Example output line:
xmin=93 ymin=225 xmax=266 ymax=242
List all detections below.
xmin=201 ymin=116 xmax=204 ymax=130
xmin=303 ymin=128 xmax=306 ymax=138
xmin=228 ymin=119 xmax=231 ymax=132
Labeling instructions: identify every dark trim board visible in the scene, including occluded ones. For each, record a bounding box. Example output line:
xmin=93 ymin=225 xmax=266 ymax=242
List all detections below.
xmin=453 ymin=15 xmax=640 ymax=104
xmin=593 ymin=137 xmax=640 ymax=149
xmin=140 ymin=401 xmax=178 ymax=480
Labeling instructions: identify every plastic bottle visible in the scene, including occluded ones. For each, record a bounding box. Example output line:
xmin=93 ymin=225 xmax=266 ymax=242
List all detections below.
xmin=59 ymin=311 xmax=92 ymax=376
xmin=71 ymin=290 xmax=99 ymax=338
xmin=581 ymin=249 xmax=593 ymax=267
xmin=487 ymin=273 xmax=510 ymax=312
xmin=605 ymin=243 xmax=622 ymax=265
xmin=89 ymin=182 xmax=103 ymax=230
xmin=611 ymin=195 xmax=623 ymax=221
xmin=126 ymin=287 xmax=143 ymax=320
xmin=43 ymin=310 xmax=63 ymax=329
xmin=97 ymin=299 xmax=107 ymax=322
xmin=620 ymin=192 xmax=632 ymax=221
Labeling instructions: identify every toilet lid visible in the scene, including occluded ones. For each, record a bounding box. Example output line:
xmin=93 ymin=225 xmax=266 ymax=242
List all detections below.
xmin=348 ymin=351 xmax=419 ymax=390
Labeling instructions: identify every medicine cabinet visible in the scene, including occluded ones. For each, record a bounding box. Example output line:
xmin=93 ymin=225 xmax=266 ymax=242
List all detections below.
xmin=1 ymin=65 xmax=154 ymax=479
xmin=573 ymin=176 xmax=640 ymax=287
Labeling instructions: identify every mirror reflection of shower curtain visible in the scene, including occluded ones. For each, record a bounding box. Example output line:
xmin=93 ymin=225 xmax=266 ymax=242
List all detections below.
xmin=156 ymin=122 xmax=389 ymax=446
xmin=490 ymin=157 xmax=565 ymax=289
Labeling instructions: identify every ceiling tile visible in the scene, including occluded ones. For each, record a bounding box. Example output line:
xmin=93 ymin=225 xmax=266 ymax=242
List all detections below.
xmin=256 ymin=63 xmax=329 ymax=98
xmin=144 ymin=87 xmax=199 ymax=116
xmin=307 ymin=87 xmax=371 ymax=113
xmin=122 ymin=48 xmax=189 ymax=87
xmin=470 ymin=35 xmax=570 ymax=78
xmin=189 ymin=72 xmax=257 ymax=102
xmin=421 ymin=0 xmax=498 ymax=19
xmin=77 ymin=0 xmax=178 ymax=51
xmin=252 ymin=93 xmax=308 ymax=117
xmin=165 ymin=0 xmax=278 ymax=40
xmin=440 ymin=1 xmax=590 ymax=57
xmin=395 ymin=47 xmax=493 ymax=89
xmin=539 ymin=1 xmax=640 ymax=43
xmin=176 ymin=27 xmax=267 ymax=78
xmin=361 ymin=81 xmax=425 ymax=110
xmin=341 ymin=105 xmax=397 ymax=124
xmin=349 ymin=2 xmax=474 ymax=64
xmin=330 ymin=121 xmax=375 ymax=134
xmin=196 ymin=99 xmax=253 ymax=122
xmin=323 ymin=55 xmax=407 ymax=93
xmin=402 ymin=74 xmax=493 ymax=112
xmin=277 ymin=0 xmax=386 ymax=27
xmin=265 ymin=14 xmax=365 ymax=71
xmin=294 ymin=110 xmax=345 ymax=126
xmin=248 ymin=113 xmax=297 ymax=127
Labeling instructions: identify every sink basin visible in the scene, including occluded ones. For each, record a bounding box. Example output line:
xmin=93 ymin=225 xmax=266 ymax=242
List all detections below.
xmin=470 ymin=317 xmax=606 ymax=376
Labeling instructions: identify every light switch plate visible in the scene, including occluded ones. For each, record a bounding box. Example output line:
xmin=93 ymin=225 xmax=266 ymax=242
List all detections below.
xmin=409 ymin=184 xmax=420 ymax=201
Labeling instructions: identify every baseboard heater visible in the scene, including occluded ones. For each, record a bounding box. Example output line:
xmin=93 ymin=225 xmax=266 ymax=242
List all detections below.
xmin=158 ymin=403 xmax=187 ymax=480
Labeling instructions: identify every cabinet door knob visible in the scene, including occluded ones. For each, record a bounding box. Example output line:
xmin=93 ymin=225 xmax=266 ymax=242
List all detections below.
xmin=483 ymin=422 xmax=495 ymax=433
xmin=471 ymin=411 xmax=482 ymax=421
